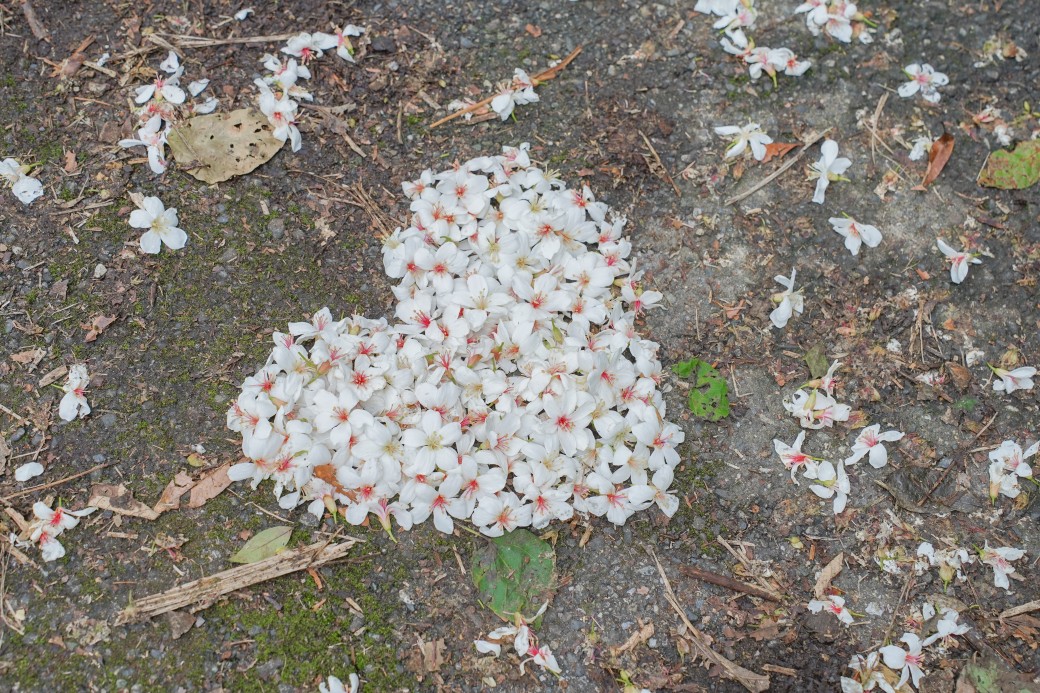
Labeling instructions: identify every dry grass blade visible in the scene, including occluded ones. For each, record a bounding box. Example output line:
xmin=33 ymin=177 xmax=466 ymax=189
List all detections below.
xmin=650 ymin=549 xmax=770 ymax=693
xmin=639 ymin=131 xmax=681 ymax=197
xmin=999 ymin=600 xmax=1040 ymax=621
xmin=20 ymin=1 xmax=50 ymax=41
xmin=116 ymin=538 xmax=360 ymax=624
xmin=341 ymin=181 xmax=400 ymax=240
xmin=1 ymin=462 xmax=111 ymax=504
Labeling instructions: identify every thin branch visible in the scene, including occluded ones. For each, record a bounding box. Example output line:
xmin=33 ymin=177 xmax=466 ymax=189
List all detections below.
xmin=724 ymin=129 xmax=831 ymax=206
xmin=429 ymin=46 xmax=583 ymax=129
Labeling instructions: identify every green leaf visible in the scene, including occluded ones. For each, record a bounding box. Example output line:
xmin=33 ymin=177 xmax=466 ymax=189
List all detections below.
xmin=977 ymin=140 xmax=1040 ymax=190
xmin=674 ymin=358 xmax=730 ymax=421
xmin=229 ymin=526 xmax=293 ymax=564
xmin=671 ymin=358 xmax=696 ymax=379
xmin=804 ymin=343 xmax=830 ymax=379
xmin=471 ymin=529 xmax=556 ymax=625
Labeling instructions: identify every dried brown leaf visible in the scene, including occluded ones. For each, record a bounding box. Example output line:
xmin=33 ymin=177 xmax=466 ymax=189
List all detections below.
xmin=11 ymin=348 xmax=45 ymax=367
xmin=167 ymin=108 xmax=283 ymax=184
xmin=187 ymin=462 xmax=233 ymax=508
xmin=154 ymin=471 xmax=196 ymax=514
xmin=89 ymin=483 xmax=161 ymax=520
xmin=760 ymin=142 xmax=798 ymax=164
xmin=82 ymin=314 xmax=117 ymax=342
xmin=913 ymin=133 xmax=953 ymax=190
xmin=813 ymin=552 xmax=844 ymax=599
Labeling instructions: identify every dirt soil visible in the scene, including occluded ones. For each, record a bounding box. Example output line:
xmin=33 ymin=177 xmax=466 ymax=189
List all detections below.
xmin=1 ymin=0 xmax=1039 ymax=691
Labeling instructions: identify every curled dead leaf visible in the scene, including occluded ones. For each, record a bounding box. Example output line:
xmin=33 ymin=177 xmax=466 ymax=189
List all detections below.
xmin=913 ymin=133 xmax=953 ymax=190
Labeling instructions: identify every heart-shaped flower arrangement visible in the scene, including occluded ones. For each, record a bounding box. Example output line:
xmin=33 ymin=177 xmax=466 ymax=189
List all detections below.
xmin=227 ymin=144 xmax=684 ymax=536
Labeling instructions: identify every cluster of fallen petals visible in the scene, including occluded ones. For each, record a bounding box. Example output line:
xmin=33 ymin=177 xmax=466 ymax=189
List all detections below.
xmin=696 ymin=0 xmax=812 ymax=84
xmin=0 ymin=157 xmax=44 ymax=205
xmin=795 ymin=0 xmax=876 ymax=44
xmin=121 ymin=52 xmax=216 ymax=174
xmin=227 ymin=146 xmax=682 ymax=539
xmin=775 ymin=362 xmax=906 ymax=514
xmin=841 ymin=602 xmax=970 ymax=691
xmin=475 ymin=603 xmax=561 ymax=676
xmin=253 ymin=25 xmax=365 ymax=151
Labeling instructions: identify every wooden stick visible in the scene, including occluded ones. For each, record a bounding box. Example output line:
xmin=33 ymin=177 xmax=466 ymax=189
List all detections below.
xmin=999 ymin=600 xmax=1040 ymax=621
xmin=149 ymin=31 xmax=298 ymax=49
xmin=116 ymin=538 xmax=360 ymax=624
xmin=724 ymin=129 xmax=831 ymax=206
xmin=678 ymin=565 xmax=783 ymax=602
xmin=429 ymin=46 xmax=583 ymax=129
xmin=650 ymin=549 xmax=770 ymax=693
xmin=0 ymin=403 xmax=30 ymax=427
xmin=20 ymin=1 xmax=50 ymax=41
xmin=1 ymin=462 xmax=111 ymax=504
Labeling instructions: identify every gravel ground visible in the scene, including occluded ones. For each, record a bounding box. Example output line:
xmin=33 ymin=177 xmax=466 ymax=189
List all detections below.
xmin=1 ymin=0 xmax=1039 ymax=691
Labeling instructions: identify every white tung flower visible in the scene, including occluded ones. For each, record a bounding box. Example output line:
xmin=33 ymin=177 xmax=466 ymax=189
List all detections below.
xmin=808 ymin=139 xmax=852 ymax=204
xmin=129 ymin=195 xmax=187 ymax=254
xmin=714 ymin=122 xmax=773 ymax=161
xmin=829 ymin=216 xmax=881 ymax=256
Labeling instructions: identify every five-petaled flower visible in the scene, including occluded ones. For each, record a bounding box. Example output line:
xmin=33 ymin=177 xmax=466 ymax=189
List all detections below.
xmin=845 ymin=424 xmax=904 ymax=469
xmin=808 ymin=139 xmax=852 ymax=204
xmin=979 ymin=543 xmax=1026 ymax=590
xmin=129 ymin=195 xmax=188 ymax=254
xmin=715 ymin=122 xmax=773 ymax=161
xmin=898 ymin=63 xmax=948 ymax=104
xmin=829 ymin=216 xmax=882 ymax=256
xmin=936 ymin=238 xmax=981 ymax=284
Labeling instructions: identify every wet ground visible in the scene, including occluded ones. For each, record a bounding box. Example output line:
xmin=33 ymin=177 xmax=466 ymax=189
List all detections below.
xmin=1 ymin=0 xmax=1039 ymax=691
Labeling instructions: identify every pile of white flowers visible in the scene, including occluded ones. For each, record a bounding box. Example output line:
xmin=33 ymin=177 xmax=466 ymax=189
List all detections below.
xmin=795 ymin=0 xmax=876 ymax=44
xmin=227 ymin=145 xmax=683 ymax=537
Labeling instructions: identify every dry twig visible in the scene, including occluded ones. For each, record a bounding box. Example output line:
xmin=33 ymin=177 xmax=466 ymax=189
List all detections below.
xmin=678 ymin=565 xmax=783 ymax=602
xmin=20 ymin=1 xmax=49 ymax=41
xmin=725 ymin=129 xmax=831 ymax=206
xmin=1 ymin=462 xmax=112 ymax=504
xmin=116 ymin=538 xmax=360 ymax=624
xmin=650 ymin=549 xmax=770 ymax=692
xmin=429 ymin=46 xmax=583 ymax=129
xmin=639 ymin=131 xmax=681 ymax=197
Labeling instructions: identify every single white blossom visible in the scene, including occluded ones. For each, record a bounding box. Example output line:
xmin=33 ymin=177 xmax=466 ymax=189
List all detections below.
xmin=769 ymin=269 xmax=803 ymax=329
xmin=59 ymin=364 xmax=91 ymax=421
xmin=129 ymin=195 xmax=187 ymax=254
xmin=808 ymin=593 xmax=854 ymax=624
xmin=936 ymin=239 xmax=981 ymax=284
xmin=829 ymin=216 xmax=882 ymax=256
xmin=808 ymin=139 xmax=852 ymax=204
xmin=898 ymin=63 xmax=948 ymax=104
xmin=845 ymin=425 xmax=903 ymax=468
xmin=989 ymin=365 xmax=1035 ymax=394
xmin=715 ymin=122 xmax=773 ymax=161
